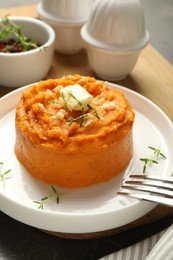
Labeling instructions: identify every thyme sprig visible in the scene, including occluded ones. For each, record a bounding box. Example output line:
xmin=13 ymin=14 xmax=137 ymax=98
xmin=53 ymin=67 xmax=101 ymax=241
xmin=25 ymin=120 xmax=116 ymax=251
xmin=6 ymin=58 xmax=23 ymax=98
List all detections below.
xmin=70 ymin=93 xmax=82 ymax=107
xmin=67 ymin=113 xmax=86 ymax=127
xmin=0 ymin=162 xmax=11 ymax=190
xmin=33 ymin=185 xmax=59 ymax=210
xmin=66 ymin=104 xmax=100 ymax=127
xmin=69 ymin=93 xmax=85 ymax=115
xmin=66 ymin=94 xmax=100 ymax=126
xmin=87 ymin=104 xmax=100 ymax=119
xmin=50 ymin=99 xmax=58 ymax=104
xmin=140 ymin=158 xmax=158 ymax=174
xmin=0 ymin=16 xmax=39 ymax=52
xmin=148 ymin=146 xmax=166 ymax=158
xmin=140 ymin=146 xmax=166 ymax=173
xmin=61 ymin=92 xmax=67 ymax=111
xmin=50 ymin=92 xmax=100 ymax=127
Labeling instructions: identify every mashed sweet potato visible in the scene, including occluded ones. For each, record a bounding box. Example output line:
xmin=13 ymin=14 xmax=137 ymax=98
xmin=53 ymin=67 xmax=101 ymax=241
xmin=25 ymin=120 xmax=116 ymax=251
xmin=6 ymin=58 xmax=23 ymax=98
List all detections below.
xmin=14 ymin=75 xmax=135 ymax=188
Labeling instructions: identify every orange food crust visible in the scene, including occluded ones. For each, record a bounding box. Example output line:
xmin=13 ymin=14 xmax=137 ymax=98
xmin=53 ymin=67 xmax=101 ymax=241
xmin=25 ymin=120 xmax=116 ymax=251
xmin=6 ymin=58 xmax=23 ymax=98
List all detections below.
xmin=14 ymin=75 xmax=135 ymax=188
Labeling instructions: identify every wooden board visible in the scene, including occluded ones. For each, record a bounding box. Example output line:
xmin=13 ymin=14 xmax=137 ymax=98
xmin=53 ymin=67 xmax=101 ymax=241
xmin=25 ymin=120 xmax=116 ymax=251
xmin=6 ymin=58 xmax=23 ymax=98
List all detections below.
xmin=0 ymin=5 xmax=173 ymax=239
xmin=42 ymin=205 xmax=173 ymax=239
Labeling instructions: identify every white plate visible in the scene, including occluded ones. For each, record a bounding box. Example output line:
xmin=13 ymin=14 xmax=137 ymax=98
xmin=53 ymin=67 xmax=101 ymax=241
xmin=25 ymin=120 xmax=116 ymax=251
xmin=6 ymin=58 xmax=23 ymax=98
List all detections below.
xmin=0 ymin=83 xmax=173 ymax=234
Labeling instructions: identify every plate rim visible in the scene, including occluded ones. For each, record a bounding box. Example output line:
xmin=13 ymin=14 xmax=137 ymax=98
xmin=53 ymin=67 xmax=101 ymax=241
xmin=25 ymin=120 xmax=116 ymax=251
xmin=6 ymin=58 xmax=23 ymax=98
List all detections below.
xmin=0 ymin=82 xmax=173 ymax=233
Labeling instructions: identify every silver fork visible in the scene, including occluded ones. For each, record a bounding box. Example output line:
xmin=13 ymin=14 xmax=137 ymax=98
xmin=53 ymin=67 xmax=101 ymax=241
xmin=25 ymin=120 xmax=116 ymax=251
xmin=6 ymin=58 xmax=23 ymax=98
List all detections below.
xmin=117 ymin=174 xmax=173 ymax=207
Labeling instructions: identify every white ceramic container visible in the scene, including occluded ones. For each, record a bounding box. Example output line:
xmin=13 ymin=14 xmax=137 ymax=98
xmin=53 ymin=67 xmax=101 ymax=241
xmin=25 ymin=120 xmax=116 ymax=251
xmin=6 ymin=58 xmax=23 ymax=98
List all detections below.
xmin=40 ymin=0 xmax=93 ymax=23
xmin=37 ymin=13 xmax=84 ymax=54
xmin=0 ymin=16 xmax=55 ymax=87
xmin=37 ymin=0 xmax=94 ymax=54
xmin=81 ymin=0 xmax=150 ymax=80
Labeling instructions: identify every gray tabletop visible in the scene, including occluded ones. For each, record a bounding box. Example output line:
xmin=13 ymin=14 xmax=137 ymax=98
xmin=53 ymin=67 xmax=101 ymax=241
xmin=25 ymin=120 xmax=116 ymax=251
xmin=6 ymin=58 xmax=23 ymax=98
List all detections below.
xmin=0 ymin=211 xmax=172 ymax=259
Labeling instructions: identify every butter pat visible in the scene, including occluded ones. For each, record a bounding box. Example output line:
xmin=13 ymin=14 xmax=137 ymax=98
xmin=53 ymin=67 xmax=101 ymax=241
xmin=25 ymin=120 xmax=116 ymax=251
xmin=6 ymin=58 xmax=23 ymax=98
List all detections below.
xmin=60 ymin=84 xmax=93 ymax=111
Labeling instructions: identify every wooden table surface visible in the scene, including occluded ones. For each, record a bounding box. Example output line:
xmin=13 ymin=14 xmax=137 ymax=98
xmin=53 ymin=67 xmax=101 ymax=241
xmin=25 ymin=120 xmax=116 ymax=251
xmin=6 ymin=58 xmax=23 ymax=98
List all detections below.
xmin=0 ymin=3 xmax=173 ymax=257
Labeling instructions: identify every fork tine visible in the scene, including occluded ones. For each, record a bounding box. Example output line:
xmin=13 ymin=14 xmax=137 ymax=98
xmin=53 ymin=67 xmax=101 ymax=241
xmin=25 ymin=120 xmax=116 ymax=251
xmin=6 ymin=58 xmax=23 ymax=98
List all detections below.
xmin=129 ymin=174 xmax=173 ymax=183
xmin=118 ymin=174 xmax=173 ymax=207
xmin=120 ymin=184 xmax=173 ymax=197
xmin=117 ymin=190 xmax=173 ymax=207
xmin=125 ymin=180 xmax=173 ymax=190
xmin=126 ymin=174 xmax=173 ymax=190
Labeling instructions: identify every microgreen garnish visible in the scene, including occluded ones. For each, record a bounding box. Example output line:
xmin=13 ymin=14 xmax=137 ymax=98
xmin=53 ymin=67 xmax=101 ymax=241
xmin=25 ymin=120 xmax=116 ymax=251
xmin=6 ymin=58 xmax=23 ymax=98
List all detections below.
xmin=66 ymin=93 xmax=100 ymax=127
xmin=0 ymin=162 xmax=11 ymax=190
xmin=148 ymin=146 xmax=166 ymax=158
xmin=87 ymin=104 xmax=101 ymax=119
xmin=66 ymin=105 xmax=100 ymax=127
xmin=0 ymin=16 xmax=39 ymax=52
xmin=61 ymin=92 xmax=67 ymax=111
xmin=69 ymin=93 xmax=85 ymax=116
xmin=140 ymin=146 xmax=166 ymax=173
xmin=39 ymin=46 xmax=48 ymax=52
xmin=50 ymin=92 xmax=100 ymax=127
xmin=140 ymin=158 xmax=158 ymax=173
xmin=50 ymin=99 xmax=58 ymax=104
xmin=66 ymin=114 xmax=86 ymax=127
xmin=33 ymin=185 xmax=59 ymax=210
xmin=70 ymin=93 xmax=82 ymax=107
xmin=33 ymin=196 xmax=49 ymax=210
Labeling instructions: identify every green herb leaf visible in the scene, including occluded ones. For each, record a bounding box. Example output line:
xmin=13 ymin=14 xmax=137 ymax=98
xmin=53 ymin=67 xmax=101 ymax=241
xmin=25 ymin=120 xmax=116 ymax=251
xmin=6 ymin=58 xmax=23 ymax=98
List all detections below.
xmin=66 ymin=103 xmax=100 ymax=127
xmin=56 ymin=196 xmax=60 ymax=204
xmin=61 ymin=92 xmax=67 ymax=111
xmin=0 ymin=162 xmax=11 ymax=190
xmin=70 ymin=93 xmax=82 ymax=106
xmin=80 ymin=116 xmax=85 ymax=127
xmin=0 ymin=16 xmax=39 ymax=52
xmin=51 ymin=185 xmax=57 ymax=194
xmin=33 ymin=185 xmax=60 ymax=210
xmin=50 ymin=99 xmax=58 ymax=104
xmin=140 ymin=146 xmax=166 ymax=173
xmin=41 ymin=196 xmax=49 ymax=201
xmin=87 ymin=104 xmax=100 ymax=119
xmin=66 ymin=116 xmax=75 ymax=126
xmin=39 ymin=46 xmax=48 ymax=52
xmin=148 ymin=146 xmax=166 ymax=158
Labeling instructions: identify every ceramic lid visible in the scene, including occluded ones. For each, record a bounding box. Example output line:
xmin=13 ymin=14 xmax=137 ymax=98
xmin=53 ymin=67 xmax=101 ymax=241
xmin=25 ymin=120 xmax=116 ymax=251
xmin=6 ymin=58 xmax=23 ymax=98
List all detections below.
xmin=81 ymin=0 xmax=150 ymax=51
xmin=38 ymin=0 xmax=94 ymax=24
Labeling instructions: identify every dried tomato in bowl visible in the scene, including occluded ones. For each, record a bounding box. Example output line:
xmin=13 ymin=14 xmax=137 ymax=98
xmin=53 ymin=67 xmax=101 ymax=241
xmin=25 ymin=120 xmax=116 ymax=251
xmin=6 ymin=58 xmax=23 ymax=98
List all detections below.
xmin=0 ymin=16 xmax=39 ymax=53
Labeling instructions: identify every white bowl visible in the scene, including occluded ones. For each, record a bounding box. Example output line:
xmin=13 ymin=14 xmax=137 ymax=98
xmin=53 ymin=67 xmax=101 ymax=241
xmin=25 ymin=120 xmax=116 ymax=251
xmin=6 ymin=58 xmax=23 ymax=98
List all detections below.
xmin=81 ymin=0 xmax=150 ymax=80
xmin=37 ymin=11 xmax=84 ymax=54
xmin=85 ymin=44 xmax=142 ymax=81
xmin=0 ymin=16 xmax=55 ymax=88
xmin=37 ymin=1 xmax=94 ymax=54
